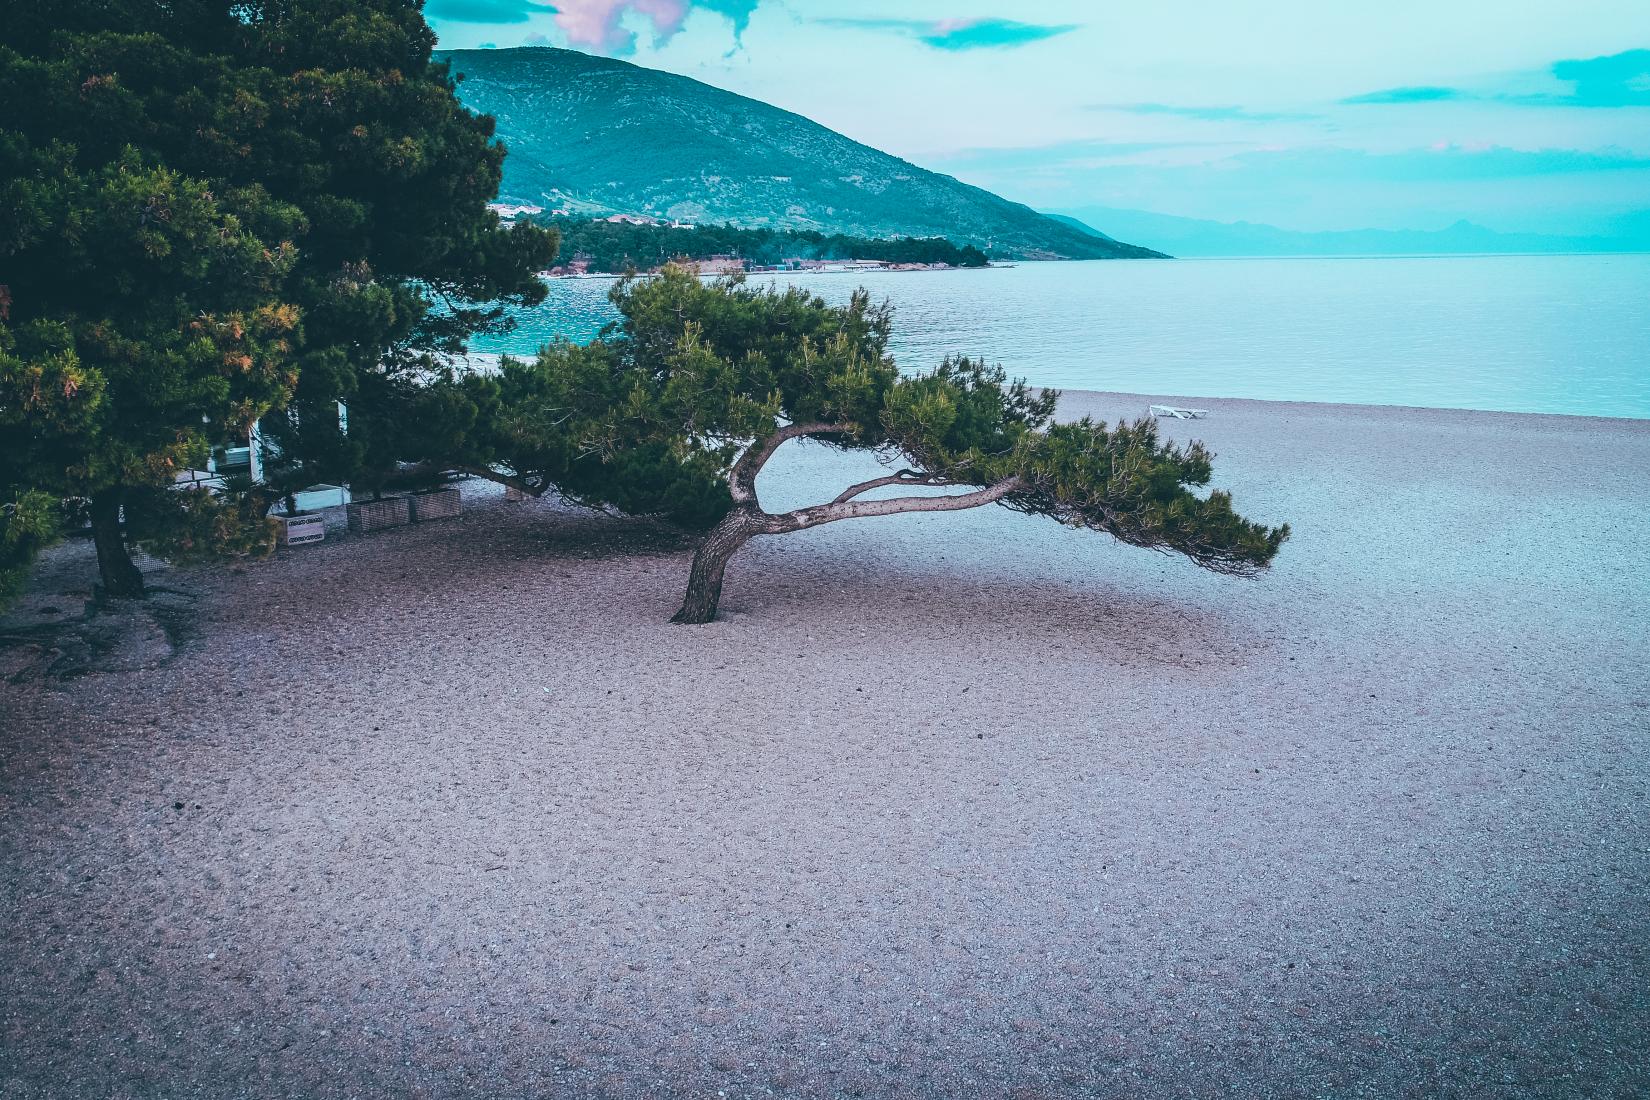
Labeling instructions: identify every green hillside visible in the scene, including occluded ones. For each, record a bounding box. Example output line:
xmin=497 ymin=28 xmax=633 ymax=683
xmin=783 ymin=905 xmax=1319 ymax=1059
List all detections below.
xmin=440 ymin=47 xmax=1163 ymax=261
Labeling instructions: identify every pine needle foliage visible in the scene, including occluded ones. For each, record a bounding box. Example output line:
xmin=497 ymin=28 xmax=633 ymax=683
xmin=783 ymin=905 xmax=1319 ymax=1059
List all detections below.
xmin=459 ymin=267 xmax=1288 ymax=621
xmin=0 ymin=0 xmax=556 ymax=599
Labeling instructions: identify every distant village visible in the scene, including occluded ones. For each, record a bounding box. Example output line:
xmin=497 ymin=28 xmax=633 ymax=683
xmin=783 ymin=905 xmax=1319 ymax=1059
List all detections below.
xmin=486 ymin=203 xmax=986 ymax=277
xmin=547 ymin=254 xmax=947 ymax=278
xmin=489 ymin=204 xmax=681 ymax=228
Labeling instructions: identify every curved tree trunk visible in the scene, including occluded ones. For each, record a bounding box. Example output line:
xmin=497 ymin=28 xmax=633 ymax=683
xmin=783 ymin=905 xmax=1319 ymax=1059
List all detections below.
xmin=670 ymin=418 xmax=1028 ymax=623
xmin=89 ymin=488 xmax=144 ymax=600
xmin=672 ymin=506 xmax=762 ymax=624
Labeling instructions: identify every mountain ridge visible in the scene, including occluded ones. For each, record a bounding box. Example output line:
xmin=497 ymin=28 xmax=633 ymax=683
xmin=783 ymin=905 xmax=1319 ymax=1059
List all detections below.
xmin=439 ymin=47 xmax=1164 ymax=261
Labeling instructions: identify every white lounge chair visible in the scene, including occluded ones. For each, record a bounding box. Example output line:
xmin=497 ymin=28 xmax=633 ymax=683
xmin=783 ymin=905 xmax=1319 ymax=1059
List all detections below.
xmin=1149 ymin=404 xmax=1211 ymax=420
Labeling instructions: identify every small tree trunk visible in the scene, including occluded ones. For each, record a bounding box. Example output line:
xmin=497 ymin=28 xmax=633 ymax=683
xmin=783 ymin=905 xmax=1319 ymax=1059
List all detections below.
xmin=672 ymin=507 xmax=762 ymax=624
xmin=89 ymin=488 xmax=144 ymax=599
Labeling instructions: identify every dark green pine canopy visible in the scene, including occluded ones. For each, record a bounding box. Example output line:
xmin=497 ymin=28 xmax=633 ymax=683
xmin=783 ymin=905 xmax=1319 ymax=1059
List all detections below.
xmin=451 ymin=268 xmax=1287 ymax=622
xmin=0 ymin=0 xmax=557 ymax=597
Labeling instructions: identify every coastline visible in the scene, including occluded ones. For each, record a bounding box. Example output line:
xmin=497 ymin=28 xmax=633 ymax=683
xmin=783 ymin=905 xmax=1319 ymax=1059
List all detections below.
xmin=542 ymin=262 xmax=1003 ymax=280
xmin=1060 ymin=386 xmax=1650 ymax=425
xmin=3 ymin=390 xmax=1647 ymax=1097
xmin=450 ymin=354 xmax=1650 ymax=426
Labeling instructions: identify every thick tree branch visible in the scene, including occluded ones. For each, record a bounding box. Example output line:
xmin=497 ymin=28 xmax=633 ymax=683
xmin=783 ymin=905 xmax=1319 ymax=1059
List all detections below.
xmin=727 ymin=421 xmax=856 ymax=503
xmin=458 ymin=464 xmax=542 ymax=497
xmin=767 ymin=475 xmax=1025 ymax=534
xmin=829 ymin=470 xmax=956 ymax=505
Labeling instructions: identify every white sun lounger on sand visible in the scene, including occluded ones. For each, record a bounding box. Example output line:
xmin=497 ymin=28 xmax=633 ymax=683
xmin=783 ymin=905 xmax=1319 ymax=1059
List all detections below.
xmin=1150 ymin=404 xmax=1211 ymax=419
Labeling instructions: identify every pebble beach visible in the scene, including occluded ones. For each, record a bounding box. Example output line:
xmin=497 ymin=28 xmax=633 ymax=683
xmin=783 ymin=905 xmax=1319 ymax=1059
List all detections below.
xmin=2 ymin=390 xmax=1647 ymax=1098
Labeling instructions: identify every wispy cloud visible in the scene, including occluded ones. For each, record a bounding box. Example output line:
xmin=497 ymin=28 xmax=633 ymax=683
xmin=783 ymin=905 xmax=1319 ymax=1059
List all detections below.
xmin=1343 ymin=49 xmax=1650 ymax=108
xmin=1341 ymin=85 xmax=1464 ymax=105
xmin=937 ymin=139 xmax=1650 ymax=190
xmin=1530 ymin=48 xmax=1650 ymax=106
xmin=930 ymin=139 xmax=1238 ymax=177
xmin=425 ymin=0 xmax=555 ymax=25
xmin=819 ymin=17 xmax=1079 ymax=51
xmin=432 ymin=0 xmax=759 ymax=53
xmin=1094 ymin=102 xmax=1319 ymax=122
xmin=548 ymin=0 xmax=687 ymax=53
xmin=697 ymin=0 xmax=760 ymax=44
xmin=931 ymin=138 xmax=1650 ymax=237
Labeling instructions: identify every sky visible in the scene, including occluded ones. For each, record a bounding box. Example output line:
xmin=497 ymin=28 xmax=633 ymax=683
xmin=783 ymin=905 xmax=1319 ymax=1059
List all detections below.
xmin=425 ymin=1 xmax=1650 ymax=238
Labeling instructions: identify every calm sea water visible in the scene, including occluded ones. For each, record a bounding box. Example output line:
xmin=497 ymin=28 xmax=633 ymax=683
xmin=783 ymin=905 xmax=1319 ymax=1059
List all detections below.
xmin=469 ymin=254 xmax=1650 ymax=419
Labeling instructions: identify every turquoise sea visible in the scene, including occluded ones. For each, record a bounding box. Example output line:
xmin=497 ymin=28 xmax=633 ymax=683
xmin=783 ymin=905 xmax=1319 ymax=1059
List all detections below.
xmin=468 ymin=253 xmax=1650 ymax=420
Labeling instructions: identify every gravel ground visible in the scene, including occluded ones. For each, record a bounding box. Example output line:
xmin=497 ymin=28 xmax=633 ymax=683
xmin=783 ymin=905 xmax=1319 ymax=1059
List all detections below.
xmin=2 ymin=391 xmax=1647 ymax=1099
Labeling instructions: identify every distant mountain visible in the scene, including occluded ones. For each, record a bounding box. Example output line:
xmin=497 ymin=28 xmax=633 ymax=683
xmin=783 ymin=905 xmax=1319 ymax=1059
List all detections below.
xmin=440 ymin=47 xmax=1163 ymax=261
xmin=1051 ymin=206 xmax=1650 ymax=257
xmin=1043 ymin=213 xmax=1118 ymax=243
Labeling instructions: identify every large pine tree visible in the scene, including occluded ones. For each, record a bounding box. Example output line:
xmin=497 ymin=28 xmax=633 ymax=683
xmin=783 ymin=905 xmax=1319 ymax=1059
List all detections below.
xmin=0 ymin=0 xmax=556 ymax=597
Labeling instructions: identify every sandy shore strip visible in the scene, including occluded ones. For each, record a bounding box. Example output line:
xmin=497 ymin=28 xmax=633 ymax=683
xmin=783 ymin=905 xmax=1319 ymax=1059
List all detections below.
xmin=2 ymin=390 xmax=1647 ymax=1098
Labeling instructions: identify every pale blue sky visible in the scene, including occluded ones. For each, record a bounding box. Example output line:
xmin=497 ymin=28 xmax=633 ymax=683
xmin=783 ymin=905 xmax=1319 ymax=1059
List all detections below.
xmin=428 ymin=1 xmax=1650 ymax=237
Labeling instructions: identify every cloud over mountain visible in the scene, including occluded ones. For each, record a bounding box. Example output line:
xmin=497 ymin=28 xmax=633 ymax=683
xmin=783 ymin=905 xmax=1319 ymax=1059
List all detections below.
xmin=431 ymin=0 xmax=758 ymax=52
xmin=817 ymin=17 xmax=1079 ymax=51
xmin=425 ymin=0 xmax=554 ymax=24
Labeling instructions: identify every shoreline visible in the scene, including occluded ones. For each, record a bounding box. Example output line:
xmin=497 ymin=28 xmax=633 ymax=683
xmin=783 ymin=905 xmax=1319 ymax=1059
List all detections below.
xmin=1059 ymin=386 xmax=1650 ymax=426
xmin=444 ymin=357 xmax=1650 ymax=426
xmin=544 ymin=263 xmax=1000 ymax=280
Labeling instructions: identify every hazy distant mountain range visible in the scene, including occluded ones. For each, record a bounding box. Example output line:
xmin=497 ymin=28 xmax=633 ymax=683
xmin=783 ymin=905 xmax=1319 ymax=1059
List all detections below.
xmin=1049 ymin=207 xmax=1650 ymax=258
xmin=440 ymin=47 xmax=1163 ymax=261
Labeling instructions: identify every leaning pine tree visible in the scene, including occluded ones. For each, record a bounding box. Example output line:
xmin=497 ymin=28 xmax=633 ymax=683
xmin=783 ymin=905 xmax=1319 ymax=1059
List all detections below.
xmin=464 ymin=268 xmax=1289 ymax=624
